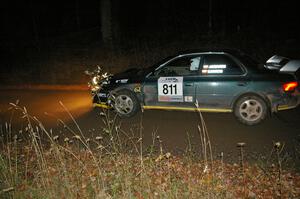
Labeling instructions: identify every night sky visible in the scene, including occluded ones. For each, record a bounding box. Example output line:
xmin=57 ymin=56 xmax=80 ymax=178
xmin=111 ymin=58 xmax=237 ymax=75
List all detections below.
xmin=1 ymin=0 xmax=299 ymax=42
xmin=1 ymin=0 xmax=300 ymax=84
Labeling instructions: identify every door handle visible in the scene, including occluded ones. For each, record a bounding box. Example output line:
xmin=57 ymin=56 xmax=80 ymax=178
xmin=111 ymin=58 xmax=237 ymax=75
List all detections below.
xmin=237 ymin=82 xmax=247 ymax=86
xmin=185 ymin=83 xmax=193 ymax=86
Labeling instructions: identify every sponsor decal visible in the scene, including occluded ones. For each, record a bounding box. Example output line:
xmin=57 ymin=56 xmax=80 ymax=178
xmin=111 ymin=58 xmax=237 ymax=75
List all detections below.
xmin=134 ymin=85 xmax=141 ymax=93
xmin=184 ymin=96 xmax=193 ymax=102
xmin=202 ymin=64 xmax=226 ymax=74
xmin=158 ymin=77 xmax=183 ymax=102
xmin=115 ymin=79 xmax=128 ymax=83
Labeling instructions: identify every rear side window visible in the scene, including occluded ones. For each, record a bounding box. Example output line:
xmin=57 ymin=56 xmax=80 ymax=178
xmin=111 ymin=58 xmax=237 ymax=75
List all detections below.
xmin=201 ymin=54 xmax=244 ymax=75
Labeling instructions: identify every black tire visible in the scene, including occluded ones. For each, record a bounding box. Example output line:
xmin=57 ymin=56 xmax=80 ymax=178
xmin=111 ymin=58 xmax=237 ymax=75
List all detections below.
xmin=113 ymin=90 xmax=140 ymax=118
xmin=234 ymin=95 xmax=268 ymax=125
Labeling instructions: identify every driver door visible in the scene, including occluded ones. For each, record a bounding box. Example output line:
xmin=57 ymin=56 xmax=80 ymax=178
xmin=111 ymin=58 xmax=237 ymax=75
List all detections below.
xmin=142 ymin=55 xmax=202 ymax=109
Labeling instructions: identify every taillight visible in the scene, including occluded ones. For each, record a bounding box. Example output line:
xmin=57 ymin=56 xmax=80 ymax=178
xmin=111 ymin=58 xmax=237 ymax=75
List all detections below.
xmin=282 ymin=81 xmax=298 ymax=92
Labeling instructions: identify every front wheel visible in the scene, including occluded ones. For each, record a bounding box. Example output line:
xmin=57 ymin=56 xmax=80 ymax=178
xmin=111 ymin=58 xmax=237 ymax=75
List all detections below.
xmin=113 ymin=90 xmax=140 ymax=118
xmin=234 ymin=95 xmax=268 ymax=125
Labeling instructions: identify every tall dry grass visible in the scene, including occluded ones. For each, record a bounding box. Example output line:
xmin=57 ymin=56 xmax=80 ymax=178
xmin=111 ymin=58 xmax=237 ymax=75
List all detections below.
xmin=0 ymin=102 xmax=299 ymax=198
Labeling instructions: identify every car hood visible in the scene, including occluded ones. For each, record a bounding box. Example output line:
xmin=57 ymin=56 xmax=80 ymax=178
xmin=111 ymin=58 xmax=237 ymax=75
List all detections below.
xmin=111 ymin=67 xmax=145 ymax=83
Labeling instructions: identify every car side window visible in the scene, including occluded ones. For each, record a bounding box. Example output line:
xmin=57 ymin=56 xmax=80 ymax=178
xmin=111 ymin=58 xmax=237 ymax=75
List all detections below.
xmin=201 ymin=54 xmax=244 ymax=75
xmin=154 ymin=56 xmax=202 ymax=77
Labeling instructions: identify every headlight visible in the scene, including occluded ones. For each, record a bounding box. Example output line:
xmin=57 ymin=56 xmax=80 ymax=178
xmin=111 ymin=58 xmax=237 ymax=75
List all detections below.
xmin=91 ymin=85 xmax=100 ymax=92
xmin=92 ymin=76 xmax=99 ymax=85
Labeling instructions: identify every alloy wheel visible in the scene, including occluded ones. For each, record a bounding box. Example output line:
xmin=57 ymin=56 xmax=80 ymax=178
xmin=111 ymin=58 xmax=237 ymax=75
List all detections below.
xmin=114 ymin=94 xmax=134 ymax=115
xmin=239 ymin=99 xmax=263 ymax=122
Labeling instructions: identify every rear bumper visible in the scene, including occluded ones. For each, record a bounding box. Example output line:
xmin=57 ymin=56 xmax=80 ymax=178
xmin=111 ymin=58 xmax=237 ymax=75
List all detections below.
xmin=277 ymin=103 xmax=299 ymax=111
xmin=275 ymin=92 xmax=300 ymax=111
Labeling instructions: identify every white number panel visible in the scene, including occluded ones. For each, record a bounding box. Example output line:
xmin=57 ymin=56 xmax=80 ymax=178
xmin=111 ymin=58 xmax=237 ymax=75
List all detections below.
xmin=158 ymin=77 xmax=183 ymax=102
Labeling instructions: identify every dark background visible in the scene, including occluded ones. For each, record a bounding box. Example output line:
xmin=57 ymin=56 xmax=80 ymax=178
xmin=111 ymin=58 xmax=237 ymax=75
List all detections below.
xmin=1 ymin=0 xmax=299 ymax=84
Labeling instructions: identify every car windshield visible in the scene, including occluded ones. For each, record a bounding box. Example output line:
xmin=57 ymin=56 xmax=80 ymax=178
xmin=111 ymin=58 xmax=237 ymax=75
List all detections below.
xmin=140 ymin=55 xmax=177 ymax=76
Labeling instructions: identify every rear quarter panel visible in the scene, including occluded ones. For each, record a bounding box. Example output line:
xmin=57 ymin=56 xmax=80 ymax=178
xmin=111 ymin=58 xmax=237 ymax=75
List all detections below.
xmin=236 ymin=72 xmax=298 ymax=111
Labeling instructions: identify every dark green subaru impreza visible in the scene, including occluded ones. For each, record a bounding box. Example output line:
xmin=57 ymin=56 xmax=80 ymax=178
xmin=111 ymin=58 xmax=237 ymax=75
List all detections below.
xmin=87 ymin=49 xmax=300 ymax=125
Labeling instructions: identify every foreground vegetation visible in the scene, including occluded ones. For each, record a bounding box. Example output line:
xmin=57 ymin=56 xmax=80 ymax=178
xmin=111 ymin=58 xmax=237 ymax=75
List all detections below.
xmin=0 ymin=103 xmax=299 ymax=198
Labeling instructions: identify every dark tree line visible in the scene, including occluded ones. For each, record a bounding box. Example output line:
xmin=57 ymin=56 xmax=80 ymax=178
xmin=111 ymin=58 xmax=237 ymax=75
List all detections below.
xmin=1 ymin=0 xmax=299 ymax=49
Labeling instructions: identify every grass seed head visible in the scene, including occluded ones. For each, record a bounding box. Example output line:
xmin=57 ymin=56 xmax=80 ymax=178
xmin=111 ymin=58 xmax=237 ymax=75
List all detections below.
xmin=13 ymin=134 xmax=18 ymax=141
xmin=53 ymin=135 xmax=59 ymax=141
xmin=95 ymin=136 xmax=103 ymax=140
xmin=165 ymin=152 xmax=171 ymax=159
xmin=274 ymin=142 xmax=281 ymax=149
xmin=73 ymin=135 xmax=81 ymax=140
xmin=237 ymin=142 xmax=246 ymax=147
xmin=97 ymin=145 xmax=104 ymax=150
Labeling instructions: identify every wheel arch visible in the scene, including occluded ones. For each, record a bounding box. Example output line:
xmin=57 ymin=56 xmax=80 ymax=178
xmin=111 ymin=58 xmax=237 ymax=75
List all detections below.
xmin=111 ymin=87 xmax=141 ymax=101
xmin=231 ymin=92 xmax=272 ymax=114
xmin=111 ymin=87 xmax=142 ymax=107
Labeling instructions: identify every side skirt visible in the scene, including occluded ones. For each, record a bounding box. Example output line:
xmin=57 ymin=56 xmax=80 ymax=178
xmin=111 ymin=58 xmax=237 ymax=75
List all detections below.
xmin=142 ymin=105 xmax=232 ymax=113
xmin=93 ymin=103 xmax=232 ymax=113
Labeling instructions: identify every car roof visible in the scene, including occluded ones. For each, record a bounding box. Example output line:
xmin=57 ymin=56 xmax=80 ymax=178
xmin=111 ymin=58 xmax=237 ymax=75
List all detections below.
xmin=177 ymin=48 xmax=244 ymax=56
xmin=174 ymin=48 xmax=261 ymax=72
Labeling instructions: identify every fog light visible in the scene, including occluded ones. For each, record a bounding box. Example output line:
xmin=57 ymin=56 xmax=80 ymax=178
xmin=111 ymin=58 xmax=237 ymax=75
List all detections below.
xmin=91 ymin=85 xmax=100 ymax=92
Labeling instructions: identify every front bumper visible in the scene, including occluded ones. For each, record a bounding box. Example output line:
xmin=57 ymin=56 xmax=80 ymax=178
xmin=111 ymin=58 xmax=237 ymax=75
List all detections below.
xmin=92 ymin=92 xmax=112 ymax=109
xmin=93 ymin=102 xmax=111 ymax=109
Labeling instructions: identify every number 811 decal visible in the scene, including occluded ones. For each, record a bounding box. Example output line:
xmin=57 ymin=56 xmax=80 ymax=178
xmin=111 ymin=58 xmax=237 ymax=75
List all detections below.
xmin=158 ymin=77 xmax=183 ymax=102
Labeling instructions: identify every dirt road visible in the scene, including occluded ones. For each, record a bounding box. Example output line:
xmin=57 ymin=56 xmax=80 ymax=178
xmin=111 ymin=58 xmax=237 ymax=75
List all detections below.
xmin=1 ymin=89 xmax=300 ymax=162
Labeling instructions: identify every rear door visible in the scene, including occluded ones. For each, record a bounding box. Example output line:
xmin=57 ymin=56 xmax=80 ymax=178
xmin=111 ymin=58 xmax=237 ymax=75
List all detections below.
xmin=143 ymin=55 xmax=202 ymax=109
xmin=195 ymin=53 xmax=248 ymax=109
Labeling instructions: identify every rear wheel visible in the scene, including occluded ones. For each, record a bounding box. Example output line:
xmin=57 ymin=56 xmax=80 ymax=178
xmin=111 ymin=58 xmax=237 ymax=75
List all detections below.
xmin=113 ymin=90 xmax=140 ymax=117
xmin=234 ymin=95 xmax=268 ymax=125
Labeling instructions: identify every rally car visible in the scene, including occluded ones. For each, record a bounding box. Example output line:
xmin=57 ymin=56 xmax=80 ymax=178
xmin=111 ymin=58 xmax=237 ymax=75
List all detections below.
xmin=87 ymin=49 xmax=300 ymax=125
